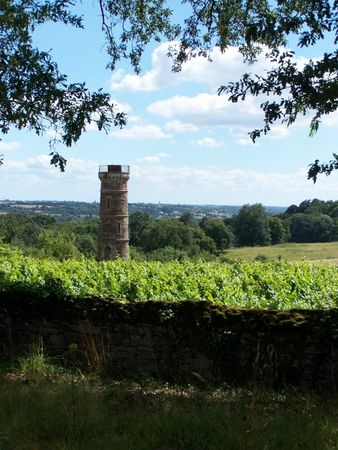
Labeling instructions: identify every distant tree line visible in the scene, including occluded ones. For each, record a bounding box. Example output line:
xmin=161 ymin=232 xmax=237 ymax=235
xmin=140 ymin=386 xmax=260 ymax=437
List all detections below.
xmin=0 ymin=201 xmax=100 ymax=219
xmin=0 ymin=200 xmax=284 ymax=220
xmin=1 ymin=198 xmax=338 ymax=261
xmin=0 ymin=214 xmax=98 ymax=260
xmin=129 ymin=199 xmax=338 ymax=260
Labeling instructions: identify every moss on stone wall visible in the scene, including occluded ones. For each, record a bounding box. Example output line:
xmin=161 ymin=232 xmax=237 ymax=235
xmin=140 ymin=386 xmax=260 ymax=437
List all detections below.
xmin=1 ymin=293 xmax=338 ymax=388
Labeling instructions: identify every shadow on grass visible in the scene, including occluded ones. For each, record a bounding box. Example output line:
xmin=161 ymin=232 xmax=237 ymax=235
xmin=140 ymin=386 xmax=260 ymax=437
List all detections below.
xmin=0 ymin=360 xmax=338 ymax=450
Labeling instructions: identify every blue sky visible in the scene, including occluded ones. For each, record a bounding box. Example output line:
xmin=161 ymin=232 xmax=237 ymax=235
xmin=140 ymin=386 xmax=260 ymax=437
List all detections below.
xmin=0 ymin=3 xmax=337 ymax=206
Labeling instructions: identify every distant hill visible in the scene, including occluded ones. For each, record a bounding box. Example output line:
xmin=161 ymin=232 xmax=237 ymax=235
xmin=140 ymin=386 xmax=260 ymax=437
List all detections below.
xmin=0 ymin=200 xmax=100 ymax=220
xmin=0 ymin=200 xmax=286 ymax=220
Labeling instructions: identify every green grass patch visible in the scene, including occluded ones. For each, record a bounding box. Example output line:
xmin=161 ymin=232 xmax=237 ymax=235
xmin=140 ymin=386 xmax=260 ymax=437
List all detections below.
xmin=0 ymin=367 xmax=338 ymax=450
xmin=222 ymin=241 xmax=338 ymax=263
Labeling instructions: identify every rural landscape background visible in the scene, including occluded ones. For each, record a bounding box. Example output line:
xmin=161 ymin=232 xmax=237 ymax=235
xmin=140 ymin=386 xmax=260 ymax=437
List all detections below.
xmin=2 ymin=197 xmax=338 ymax=449
xmin=1 ymin=0 xmax=338 ymax=448
xmin=1 ymin=198 xmax=338 ymax=263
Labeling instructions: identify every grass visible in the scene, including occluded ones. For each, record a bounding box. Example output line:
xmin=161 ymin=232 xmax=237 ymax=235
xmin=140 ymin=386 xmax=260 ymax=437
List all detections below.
xmin=1 ymin=352 xmax=338 ymax=450
xmin=222 ymin=241 xmax=338 ymax=263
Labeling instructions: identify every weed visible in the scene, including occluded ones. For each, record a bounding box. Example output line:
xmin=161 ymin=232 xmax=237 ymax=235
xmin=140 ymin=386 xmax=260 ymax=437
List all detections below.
xmin=17 ymin=338 xmax=57 ymax=381
xmin=79 ymin=321 xmax=111 ymax=373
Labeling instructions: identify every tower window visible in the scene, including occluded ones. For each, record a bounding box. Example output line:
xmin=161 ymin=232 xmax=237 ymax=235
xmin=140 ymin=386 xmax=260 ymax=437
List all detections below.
xmin=118 ymin=222 xmax=122 ymax=234
xmin=107 ymin=197 xmax=111 ymax=209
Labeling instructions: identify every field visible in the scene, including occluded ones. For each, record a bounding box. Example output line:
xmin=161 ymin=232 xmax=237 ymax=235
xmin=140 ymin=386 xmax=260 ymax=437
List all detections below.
xmin=1 ymin=357 xmax=338 ymax=450
xmin=222 ymin=241 xmax=338 ymax=263
xmin=1 ymin=250 xmax=338 ymax=309
xmin=2 ymin=245 xmax=338 ymax=448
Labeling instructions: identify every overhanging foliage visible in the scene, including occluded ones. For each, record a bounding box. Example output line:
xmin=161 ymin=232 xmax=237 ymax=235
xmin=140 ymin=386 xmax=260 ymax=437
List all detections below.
xmin=0 ymin=1 xmax=337 ymax=179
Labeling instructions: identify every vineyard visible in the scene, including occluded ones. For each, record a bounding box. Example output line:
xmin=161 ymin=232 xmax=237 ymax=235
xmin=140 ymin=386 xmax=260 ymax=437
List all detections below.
xmin=1 ymin=250 xmax=338 ymax=309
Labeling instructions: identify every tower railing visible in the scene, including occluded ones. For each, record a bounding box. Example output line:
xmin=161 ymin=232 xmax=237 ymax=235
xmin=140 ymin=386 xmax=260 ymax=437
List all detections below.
xmin=99 ymin=165 xmax=130 ymax=174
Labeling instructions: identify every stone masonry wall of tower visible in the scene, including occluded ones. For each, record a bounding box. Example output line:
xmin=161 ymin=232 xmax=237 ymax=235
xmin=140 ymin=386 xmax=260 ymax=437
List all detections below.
xmin=97 ymin=165 xmax=130 ymax=260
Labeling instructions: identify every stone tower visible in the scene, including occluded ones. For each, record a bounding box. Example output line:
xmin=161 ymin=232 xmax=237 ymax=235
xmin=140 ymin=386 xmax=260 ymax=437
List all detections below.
xmin=98 ymin=165 xmax=130 ymax=260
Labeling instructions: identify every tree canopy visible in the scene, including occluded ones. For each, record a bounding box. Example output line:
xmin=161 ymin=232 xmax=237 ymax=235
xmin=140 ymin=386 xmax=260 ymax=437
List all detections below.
xmin=0 ymin=0 xmax=127 ymax=170
xmin=1 ymin=1 xmax=337 ymax=179
xmin=233 ymin=203 xmax=271 ymax=246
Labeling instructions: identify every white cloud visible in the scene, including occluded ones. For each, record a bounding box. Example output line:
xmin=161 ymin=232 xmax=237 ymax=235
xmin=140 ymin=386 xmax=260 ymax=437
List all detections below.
xmin=0 ymin=155 xmax=100 ymax=200
xmin=110 ymin=42 xmax=307 ymax=92
xmin=110 ymin=43 xmax=266 ymax=91
xmin=192 ymin=137 xmax=226 ymax=148
xmin=149 ymin=92 xmax=309 ymax=142
xmin=0 ymin=141 xmax=22 ymax=152
xmin=267 ymin=125 xmax=291 ymax=140
xmin=136 ymin=152 xmax=171 ymax=164
xmin=128 ymin=115 xmax=141 ymax=123
xmin=136 ymin=155 xmax=161 ymax=163
xmin=322 ymin=111 xmax=338 ymax=128
xmin=110 ymin=124 xmax=171 ymax=140
xmin=111 ymin=99 xmax=132 ymax=114
xmin=3 ymin=154 xmax=98 ymax=179
xmin=130 ymin=162 xmax=338 ymax=204
xmin=179 ymin=45 xmax=271 ymax=89
xmin=110 ymin=43 xmax=181 ymax=91
xmin=5 ymin=154 xmax=53 ymax=172
xmin=110 ymin=42 xmax=309 ymax=143
xmin=235 ymin=137 xmax=255 ymax=146
xmin=148 ymin=93 xmax=262 ymax=129
xmin=165 ymin=120 xmax=199 ymax=133
xmin=2 ymin=154 xmax=337 ymax=205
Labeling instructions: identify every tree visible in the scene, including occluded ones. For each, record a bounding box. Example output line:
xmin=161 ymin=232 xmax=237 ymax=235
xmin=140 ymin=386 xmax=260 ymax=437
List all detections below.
xmin=32 ymin=215 xmax=57 ymax=228
xmin=1 ymin=1 xmax=337 ymax=178
xmin=129 ymin=211 xmax=154 ymax=247
xmin=144 ymin=246 xmax=190 ymax=262
xmin=200 ymin=218 xmax=234 ymax=250
xmin=75 ymin=234 xmax=97 ymax=258
xmin=282 ymin=199 xmax=338 ymax=218
xmin=297 ymin=199 xmax=312 ymax=214
xmin=0 ymin=1 xmax=127 ymax=169
xmin=233 ymin=204 xmax=271 ymax=247
xmin=179 ymin=211 xmax=196 ymax=226
xmin=141 ymin=219 xmax=216 ymax=255
xmin=37 ymin=229 xmax=81 ymax=260
xmin=284 ymin=204 xmax=299 ymax=216
xmin=0 ymin=213 xmax=41 ymax=246
xmin=290 ymin=213 xmax=335 ymax=243
xmin=98 ymin=0 xmax=337 ymax=181
xmin=330 ymin=206 xmax=338 ymax=218
xmin=269 ymin=216 xmax=287 ymax=245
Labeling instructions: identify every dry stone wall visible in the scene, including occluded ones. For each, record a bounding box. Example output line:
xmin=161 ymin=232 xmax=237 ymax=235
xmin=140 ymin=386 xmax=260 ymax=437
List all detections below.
xmin=1 ymin=294 xmax=338 ymax=388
